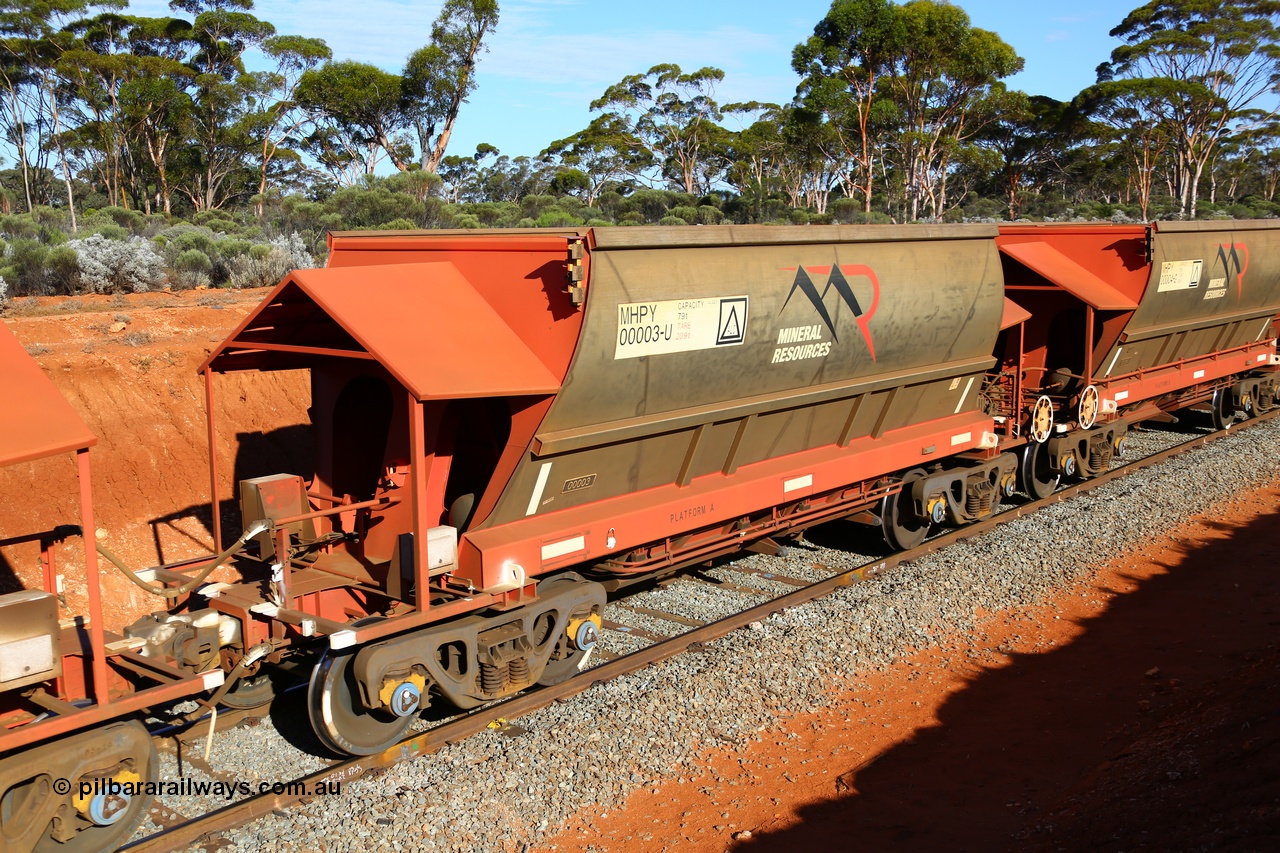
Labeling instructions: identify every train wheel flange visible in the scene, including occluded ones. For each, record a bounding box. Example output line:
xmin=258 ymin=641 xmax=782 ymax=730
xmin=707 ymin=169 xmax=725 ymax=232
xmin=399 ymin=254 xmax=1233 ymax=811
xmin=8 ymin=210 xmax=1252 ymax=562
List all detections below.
xmin=308 ymin=619 xmax=414 ymax=757
xmin=1029 ymin=395 xmax=1054 ymax=443
xmin=881 ymin=468 xmax=930 ymax=551
xmin=1211 ymin=387 xmax=1236 ymax=430
xmin=1078 ymin=385 xmax=1099 ymax=430
xmin=1019 ymin=441 xmax=1060 ymax=501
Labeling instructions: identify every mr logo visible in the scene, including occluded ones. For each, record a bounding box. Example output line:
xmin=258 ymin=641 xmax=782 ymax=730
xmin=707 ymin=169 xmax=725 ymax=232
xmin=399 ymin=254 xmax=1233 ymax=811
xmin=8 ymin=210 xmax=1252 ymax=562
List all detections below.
xmin=1212 ymin=243 xmax=1249 ymax=299
xmin=779 ymin=265 xmax=881 ymax=360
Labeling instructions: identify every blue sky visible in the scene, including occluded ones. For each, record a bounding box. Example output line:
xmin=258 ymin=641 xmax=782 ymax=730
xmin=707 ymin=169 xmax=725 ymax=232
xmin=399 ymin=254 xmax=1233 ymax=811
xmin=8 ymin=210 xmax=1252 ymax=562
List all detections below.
xmin=124 ymin=0 xmax=1129 ymax=160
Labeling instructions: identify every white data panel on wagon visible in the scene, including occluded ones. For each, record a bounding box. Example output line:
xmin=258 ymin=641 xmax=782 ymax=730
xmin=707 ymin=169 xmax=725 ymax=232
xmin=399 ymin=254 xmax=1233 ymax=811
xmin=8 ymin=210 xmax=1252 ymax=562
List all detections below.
xmin=614 ymin=296 xmax=748 ymax=359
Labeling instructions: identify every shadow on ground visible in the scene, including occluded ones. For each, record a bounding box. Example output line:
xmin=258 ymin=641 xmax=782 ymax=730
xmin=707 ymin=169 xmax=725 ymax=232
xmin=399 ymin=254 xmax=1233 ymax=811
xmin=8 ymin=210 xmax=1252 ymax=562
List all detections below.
xmin=740 ymin=500 xmax=1280 ymax=852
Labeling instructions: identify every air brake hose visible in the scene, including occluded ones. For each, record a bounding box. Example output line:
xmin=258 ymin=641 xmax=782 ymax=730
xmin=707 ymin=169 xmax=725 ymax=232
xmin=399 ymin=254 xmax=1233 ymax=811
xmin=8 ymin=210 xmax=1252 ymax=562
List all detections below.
xmin=94 ymin=520 xmax=270 ymax=600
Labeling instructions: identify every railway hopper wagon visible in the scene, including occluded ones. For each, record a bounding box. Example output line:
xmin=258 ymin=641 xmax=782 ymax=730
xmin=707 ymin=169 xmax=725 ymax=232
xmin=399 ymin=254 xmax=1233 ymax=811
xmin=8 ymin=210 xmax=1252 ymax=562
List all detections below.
xmin=0 ymin=324 xmax=222 ymax=853
xmin=993 ymin=221 xmax=1280 ymax=498
xmin=194 ymin=224 xmax=1019 ymax=755
xmin=5 ymin=217 xmax=1275 ymax=810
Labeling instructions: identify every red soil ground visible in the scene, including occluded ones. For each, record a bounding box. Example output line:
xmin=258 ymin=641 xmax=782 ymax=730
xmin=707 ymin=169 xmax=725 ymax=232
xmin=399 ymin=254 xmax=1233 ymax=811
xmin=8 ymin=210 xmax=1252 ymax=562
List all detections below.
xmin=543 ymin=483 xmax=1280 ymax=853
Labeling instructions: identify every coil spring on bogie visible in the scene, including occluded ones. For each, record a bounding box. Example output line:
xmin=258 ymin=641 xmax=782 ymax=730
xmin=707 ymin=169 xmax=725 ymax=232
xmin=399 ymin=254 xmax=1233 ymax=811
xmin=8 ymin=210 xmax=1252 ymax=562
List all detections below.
xmin=480 ymin=662 xmax=503 ymax=693
xmin=509 ymin=657 xmax=529 ymax=686
xmin=1089 ymin=441 xmax=1113 ymax=471
xmin=965 ymin=480 xmax=995 ymax=517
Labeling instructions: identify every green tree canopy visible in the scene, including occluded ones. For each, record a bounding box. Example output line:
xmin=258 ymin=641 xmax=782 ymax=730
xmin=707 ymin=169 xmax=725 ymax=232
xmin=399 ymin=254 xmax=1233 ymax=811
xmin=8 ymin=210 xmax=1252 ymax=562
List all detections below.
xmin=1101 ymin=0 xmax=1280 ymax=217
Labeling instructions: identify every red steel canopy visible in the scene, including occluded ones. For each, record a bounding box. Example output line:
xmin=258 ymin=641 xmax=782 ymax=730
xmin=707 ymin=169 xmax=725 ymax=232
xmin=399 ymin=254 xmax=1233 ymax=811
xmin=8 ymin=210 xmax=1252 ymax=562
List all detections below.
xmin=999 ymin=297 xmax=1032 ymax=330
xmin=999 ymin=240 xmax=1140 ymax=311
xmin=0 ymin=323 xmax=96 ymax=467
xmin=202 ymin=262 xmax=562 ymax=399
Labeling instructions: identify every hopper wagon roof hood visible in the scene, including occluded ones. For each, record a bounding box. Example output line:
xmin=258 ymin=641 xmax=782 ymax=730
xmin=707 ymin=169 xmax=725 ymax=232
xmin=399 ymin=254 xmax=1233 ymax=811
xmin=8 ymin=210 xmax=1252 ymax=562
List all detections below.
xmin=999 ymin=239 xmax=1140 ymax=311
xmin=0 ymin=323 xmax=96 ymax=466
xmin=201 ymin=262 xmax=562 ymax=400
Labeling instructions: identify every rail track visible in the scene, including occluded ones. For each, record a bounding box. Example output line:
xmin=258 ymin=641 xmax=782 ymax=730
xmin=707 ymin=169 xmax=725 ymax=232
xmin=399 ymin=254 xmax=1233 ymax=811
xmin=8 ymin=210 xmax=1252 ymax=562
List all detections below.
xmin=121 ymin=409 xmax=1279 ymax=852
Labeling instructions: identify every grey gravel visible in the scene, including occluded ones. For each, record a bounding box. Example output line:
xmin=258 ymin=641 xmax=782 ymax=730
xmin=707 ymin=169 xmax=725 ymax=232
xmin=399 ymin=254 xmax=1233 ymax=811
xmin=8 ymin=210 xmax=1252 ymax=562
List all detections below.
xmin=139 ymin=416 xmax=1280 ymax=853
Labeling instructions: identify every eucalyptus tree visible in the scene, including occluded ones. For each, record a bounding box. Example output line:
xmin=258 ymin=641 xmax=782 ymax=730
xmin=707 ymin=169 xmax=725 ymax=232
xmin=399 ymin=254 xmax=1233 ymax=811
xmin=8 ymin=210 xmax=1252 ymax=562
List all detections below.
xmin=1246 ymin=119 xmax=1280 ymax=200
xmin=792 ymin=0 xmax=898 ymax=213
xmin=1204 ymin=113 xmax=1269 ymax=204
xmin=720 ymin=102 xmax=786 ymax=218
xmin=0 ymin=0 xmax=128 ymax=226
xmin=976 ymin=89 xmax=1085 ymax=219
xmin=0 ymin=30 xmax=43 ymax=212
xmin=1077 ymin=76 xmax=1181 ymax=220
xmin=476 ymin=153 xmax=553 ymax=202
xmin=882 ymin=0 xmax=1022 ymax=219
xmin=541 ymin=113 xmax=652 ymax=206
xmin=59 ymin=9 xmax=147 ymax=209
xmin=295 ymin=60 xmax=410 ymax=182
xmin=166 ymin=0 xmax=277 ymax=210
xmin=401 ymin=0 xmax=499 ymax=173
xmin=1102 ymin=0 xmax=1280 ymax=217
xmin=242 ymin=34 xmax=331 ymax=215
xmin=438 ymin=143 xmax=498 ymax=203
xmin=117 ymin=64 xmax=194 ymax=213
xmin=795 ymin=0 xmax=1021 ymax=221
xmin=590 ymin=64 xmax=728 ymax=195
xmin=703 ymin=100 xmax=843 ymax=220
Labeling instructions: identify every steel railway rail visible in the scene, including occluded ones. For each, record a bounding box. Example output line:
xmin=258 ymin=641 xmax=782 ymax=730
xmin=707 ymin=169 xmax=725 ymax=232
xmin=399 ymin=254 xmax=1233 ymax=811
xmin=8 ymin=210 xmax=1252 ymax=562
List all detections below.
xmin=119 ymin=408 xmax=1279 ymax=853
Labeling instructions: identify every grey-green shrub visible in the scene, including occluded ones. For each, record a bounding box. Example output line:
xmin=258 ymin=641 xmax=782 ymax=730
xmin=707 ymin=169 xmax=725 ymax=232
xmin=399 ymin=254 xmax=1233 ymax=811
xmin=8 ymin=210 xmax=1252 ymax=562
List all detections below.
xmin=6 ymin=239 xmax=48 ymax=295
xmin=65 ymin=234 xmax=166 ymax=293
xmin=227 ymin=232 xmax=315 ymax=289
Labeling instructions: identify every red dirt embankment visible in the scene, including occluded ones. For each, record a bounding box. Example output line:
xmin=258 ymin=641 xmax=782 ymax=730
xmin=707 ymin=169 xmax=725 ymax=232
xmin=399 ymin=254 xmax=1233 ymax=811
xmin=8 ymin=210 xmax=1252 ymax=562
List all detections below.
xmin=0 ymin=289 xmax=311 ymax=628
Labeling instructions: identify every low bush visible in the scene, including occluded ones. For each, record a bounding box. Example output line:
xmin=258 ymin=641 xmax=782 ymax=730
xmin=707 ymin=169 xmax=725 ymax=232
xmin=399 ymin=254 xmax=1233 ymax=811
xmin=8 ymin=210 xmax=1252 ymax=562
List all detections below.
xmin=66 ymin=234 xmax=166 ymax=293
xmin=173 ymin=249 xmax=213 ymax=289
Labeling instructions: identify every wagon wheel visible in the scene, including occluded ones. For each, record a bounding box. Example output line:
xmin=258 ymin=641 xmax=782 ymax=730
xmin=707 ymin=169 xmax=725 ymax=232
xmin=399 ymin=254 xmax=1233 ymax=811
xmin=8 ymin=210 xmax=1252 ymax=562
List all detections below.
xmin=881 ymin=468 xmax=930 ymax=551
xmin=308 ymin=618 xmax=415 ymax=757
xmin=537 ymin=575 xmax=604 ymax=686
xmin=2 ymin=721 xmax=159 ymax=853
xmin=1018 ymin=441 xmax=1060 ymax=501
xmin=1210 ymin=387 xmax=1236 ymax=430
xmin=219 ymin=671 xmax=276 ymax=710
